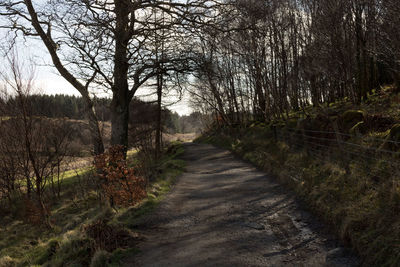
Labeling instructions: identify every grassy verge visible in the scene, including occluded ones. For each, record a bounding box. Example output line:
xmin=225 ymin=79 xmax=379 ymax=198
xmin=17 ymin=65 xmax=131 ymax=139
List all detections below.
xmin=196 ymin=124 xmax=400 ymax=266
xmin=0 ymin=168 xmax=103 ymax=267
xmin=0 ymin=143 xmax=185 ymax=267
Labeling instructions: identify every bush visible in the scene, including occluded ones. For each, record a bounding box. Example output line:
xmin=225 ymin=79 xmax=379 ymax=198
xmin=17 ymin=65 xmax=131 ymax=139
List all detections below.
xmin=94 ymin=146 xmax=147 ymax=207
xmin=84 ymin=219 xmax=140 ymax=252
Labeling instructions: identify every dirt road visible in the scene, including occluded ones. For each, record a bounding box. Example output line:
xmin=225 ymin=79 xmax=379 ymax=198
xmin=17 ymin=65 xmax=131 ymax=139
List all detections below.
xmin=125 ymin=143 xmax=358 ymax=266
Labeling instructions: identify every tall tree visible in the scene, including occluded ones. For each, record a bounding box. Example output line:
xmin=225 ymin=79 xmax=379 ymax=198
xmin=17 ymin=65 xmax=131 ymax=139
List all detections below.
xmin=0 ymin=0 xmax=220 ymax=154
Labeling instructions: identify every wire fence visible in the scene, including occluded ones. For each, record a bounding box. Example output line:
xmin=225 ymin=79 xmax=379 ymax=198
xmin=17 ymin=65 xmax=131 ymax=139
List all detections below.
xmin=272 ymin=127 xmax=400 ymax=182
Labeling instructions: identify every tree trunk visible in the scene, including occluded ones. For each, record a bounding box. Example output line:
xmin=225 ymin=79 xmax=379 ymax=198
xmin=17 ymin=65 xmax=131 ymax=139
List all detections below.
xmin=207 ymin=75 xmax=227 ymax=123
xmin=111 ymin=0 xmax=130 ymax=151
xmin=25 ymin=0 xmax=105 ymax=155
xmin=110 ymin=0 xmax=131 ymax=151
xmin=84 ymin=98 xmax=104 ymax=155
xmin=110 ymin=98 xmax=129 ymax=149
xmin=155 ymin=73 xmax=163 ymax=159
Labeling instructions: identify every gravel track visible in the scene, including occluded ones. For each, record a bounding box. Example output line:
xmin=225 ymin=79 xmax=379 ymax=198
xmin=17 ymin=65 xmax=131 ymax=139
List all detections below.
xmin=124 ymin=143 xmax=358 ymax=267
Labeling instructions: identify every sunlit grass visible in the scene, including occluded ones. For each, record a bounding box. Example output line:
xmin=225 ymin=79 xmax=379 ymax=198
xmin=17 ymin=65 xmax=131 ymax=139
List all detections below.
xmin=0 ymin=143 xmax=184 ymax=266
xmin=0 ymin=116 xmax=11 ymax=121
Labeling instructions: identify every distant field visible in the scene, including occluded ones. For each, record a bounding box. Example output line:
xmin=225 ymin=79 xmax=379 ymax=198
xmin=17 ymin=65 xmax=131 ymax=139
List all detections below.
xmin=163 ymin=133 xmax=198 ymax=143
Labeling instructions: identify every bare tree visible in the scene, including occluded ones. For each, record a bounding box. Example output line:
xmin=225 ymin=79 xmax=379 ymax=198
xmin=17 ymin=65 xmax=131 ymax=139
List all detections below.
xmin=192 ymin=0 xmax=396 ymax=124
xmin=0 ymin=0 xmax=222 ymax=155
xmin=0 ymin=51 xmax=71 ymax=225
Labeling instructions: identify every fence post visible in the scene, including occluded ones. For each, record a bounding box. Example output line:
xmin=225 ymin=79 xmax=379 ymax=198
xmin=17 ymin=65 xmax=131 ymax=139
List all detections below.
xmin=332 ymin=121 xmax=350 ymax=174
xmin=301 ymin=128 xmax=310 ymax=156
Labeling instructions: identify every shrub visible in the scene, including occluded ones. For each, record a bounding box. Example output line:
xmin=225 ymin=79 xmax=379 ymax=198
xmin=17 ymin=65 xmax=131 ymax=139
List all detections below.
xmin=94 ymin=145 xmax=147 ymax=207
xmin=24 ymin=197 xmax=51 ymax=225
xmin=84 ymin=219 xmax=140 ymax=252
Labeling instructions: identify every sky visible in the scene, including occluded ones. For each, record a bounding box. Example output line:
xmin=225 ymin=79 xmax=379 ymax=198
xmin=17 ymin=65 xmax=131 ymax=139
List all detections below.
xmin=35 ymin=73 xmax=193 ymax=116
xmin=0 ymin=32 xmax=193 ymax=116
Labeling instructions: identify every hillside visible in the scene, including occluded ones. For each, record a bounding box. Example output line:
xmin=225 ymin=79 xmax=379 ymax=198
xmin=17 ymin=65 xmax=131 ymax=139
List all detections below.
xmin=197 ymin=85 xmax=400 ymax=266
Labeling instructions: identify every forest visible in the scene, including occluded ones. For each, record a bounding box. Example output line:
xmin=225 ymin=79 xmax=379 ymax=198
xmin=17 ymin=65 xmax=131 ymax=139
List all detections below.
xmin=0 ymin=94 xmax=202 ymax=133
xmin=190 ymin=0 xmax=399 ymax=123
xmin=0 ymin=0 xmax=399 ymax=266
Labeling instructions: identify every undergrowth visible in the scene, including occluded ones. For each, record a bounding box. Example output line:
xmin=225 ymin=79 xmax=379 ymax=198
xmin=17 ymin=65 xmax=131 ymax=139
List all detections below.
xmin=197 ymin=128 xmax=400 ymax=266
xmin=196 ymin=88 xmax=400 ymax=266
xmin=0 ymin=142 xmax=185 ymax=267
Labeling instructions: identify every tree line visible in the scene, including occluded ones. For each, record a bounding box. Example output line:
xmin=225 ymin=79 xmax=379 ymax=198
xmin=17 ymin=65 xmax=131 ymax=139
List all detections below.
xmin=0 ymin=93 xmax=202 ymax=134
xmin=0 ymin=94 xmax=110 ymax=120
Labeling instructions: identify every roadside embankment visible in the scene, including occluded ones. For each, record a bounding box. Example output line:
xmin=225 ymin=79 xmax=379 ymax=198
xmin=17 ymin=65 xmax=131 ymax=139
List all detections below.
xmin=196 ymin=117 xmax=400 ymax=266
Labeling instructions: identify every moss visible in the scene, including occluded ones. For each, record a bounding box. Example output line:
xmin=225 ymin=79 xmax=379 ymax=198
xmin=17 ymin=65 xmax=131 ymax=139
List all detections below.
xmin=389 ymin=124 xmax=400 ymax=141
xmin=350 ymin=121 xmax=367 ymax=135
xmin=381 ymin=124 xmax=400 ymax=151
xmin=341 ymin=110 xmax=365 ymax=130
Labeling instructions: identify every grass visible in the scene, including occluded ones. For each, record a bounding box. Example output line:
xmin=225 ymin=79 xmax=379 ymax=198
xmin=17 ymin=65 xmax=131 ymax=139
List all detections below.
xmin=106 ymin=143 xmax=186 ymax=265
xmin=198 ymin=128 xmax=400 ymax=266
xmin=0 ymin=143 xmax=185 ymax=267
xmin=116 ymin=144 xmax=185 ymax=230
xmin=50 ymin=167 xmax=93 ymax=190
xmin=0 ymin=116 xmax=11 ymax=121
xmin=196 ymin=87 xmax=400 ymax=266
xmin=0 ymin=173 xmax=104 ymax=266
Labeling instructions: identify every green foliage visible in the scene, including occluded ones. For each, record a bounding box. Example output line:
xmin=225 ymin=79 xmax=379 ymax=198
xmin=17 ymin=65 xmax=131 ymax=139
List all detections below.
xmin=35 ymin=239 xmax=60 ymax=265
